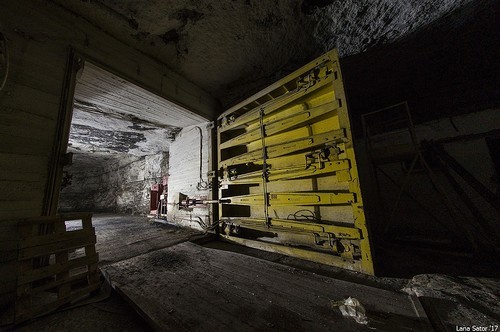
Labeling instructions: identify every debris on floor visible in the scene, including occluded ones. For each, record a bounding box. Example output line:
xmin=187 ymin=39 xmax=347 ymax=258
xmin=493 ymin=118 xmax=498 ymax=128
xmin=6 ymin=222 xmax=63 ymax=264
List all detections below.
xmin=402 ymin=274 xmax=500 ymax=329
xmin=330 ymin=297 xmax=369 ymax=325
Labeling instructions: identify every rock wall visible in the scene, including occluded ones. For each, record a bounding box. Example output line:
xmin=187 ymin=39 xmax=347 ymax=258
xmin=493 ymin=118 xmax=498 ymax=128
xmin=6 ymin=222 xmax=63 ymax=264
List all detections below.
xmin=341 ymin=0 xmax=500 ymax=135
xmin=46 ymin=0 xmax=498 ymax=142
xmin=222 ymin=0 xmax=499 ymax=126
xmin=59 ymin=152 xmax=168 ymax=215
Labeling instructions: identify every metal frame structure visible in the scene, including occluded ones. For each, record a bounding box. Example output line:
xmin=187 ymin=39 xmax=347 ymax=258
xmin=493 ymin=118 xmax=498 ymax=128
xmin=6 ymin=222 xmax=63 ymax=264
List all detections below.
xmin=362 ymin=103 xmax=499 ymax=252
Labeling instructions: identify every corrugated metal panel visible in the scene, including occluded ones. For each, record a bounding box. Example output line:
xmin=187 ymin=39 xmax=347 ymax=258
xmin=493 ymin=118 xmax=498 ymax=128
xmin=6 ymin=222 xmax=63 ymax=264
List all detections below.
xmin=217 ymin=49 xmax=374 ymax=274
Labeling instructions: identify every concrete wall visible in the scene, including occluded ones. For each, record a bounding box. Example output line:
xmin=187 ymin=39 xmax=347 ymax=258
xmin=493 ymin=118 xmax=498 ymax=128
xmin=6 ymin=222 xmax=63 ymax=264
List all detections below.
xmin=59 ymin=153 xmax=168 ymax=215
xmin=356 ymin=108 xmax=500 ymax=241
xmin=167 ymin=123 xmax=212 ymax=231
xmin=0 ymin=0 xmax=217 ymax=221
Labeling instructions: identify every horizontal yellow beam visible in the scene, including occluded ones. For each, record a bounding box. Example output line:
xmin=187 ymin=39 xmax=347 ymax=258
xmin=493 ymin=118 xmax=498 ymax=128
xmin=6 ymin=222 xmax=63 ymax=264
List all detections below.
xmin=220 ymin=101 xmax=339 ymax=149
xmin=222 ymin=159 xmax=350 ymax=184
xmin=224 ymin=191 xmax=356 ymax=206
xmin=223 ymin=217 xmax=361 ymax=239
xmin=220 ymin=234 xmax=362 ymax=272
xmin=220 ymin=129 xmax=346 ymax=167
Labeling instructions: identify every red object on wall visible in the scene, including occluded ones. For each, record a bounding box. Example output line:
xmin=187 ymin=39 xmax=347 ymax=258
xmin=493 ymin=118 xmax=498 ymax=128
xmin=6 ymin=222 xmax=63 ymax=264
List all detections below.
xmin=150 ymin=183 xmax=163 ymax=215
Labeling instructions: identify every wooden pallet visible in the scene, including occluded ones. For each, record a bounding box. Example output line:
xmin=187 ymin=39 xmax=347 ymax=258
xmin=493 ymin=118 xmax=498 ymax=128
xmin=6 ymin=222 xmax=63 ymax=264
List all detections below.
xmin=13 ymin=213 xmax=100 ymax=323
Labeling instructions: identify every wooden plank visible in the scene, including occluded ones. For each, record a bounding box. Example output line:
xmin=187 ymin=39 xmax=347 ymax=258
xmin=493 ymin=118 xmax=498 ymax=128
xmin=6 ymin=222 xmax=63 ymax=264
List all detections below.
xmin=19 ymin=215 xmax=62 ymax=225
xmin=17 ymin=254 xmax=98 ymax=285
xmin=14 ymin=282 xmax=101 ymax=324
xmin=0 ymin=199 xmax=44 ymax=217
xmin=18 ymin=234 xmax=97 ymax=260
xmin=105 ymin=242 xmax=431 ymax=331
xmin=4 ymin=213 xmax=101 ymax=324
xmin=58 ymin=213 xmax=93 ymax=221
xmin=0 ymin=205 xmax=42 ymax=220
xmin=81 ymin=215 xmax=93 ymax=230
xmin=56 ymin=251 xmax=71 ymax=299
xmin=31 ymin=271 xmax=89 ymax=293
xmin=0 ymin=251 xmax=19 ymax=264
xmin=19 ymin=228 xmax=94 ymax=249
xmin=220 ymin=53 xmax=335 ymax=120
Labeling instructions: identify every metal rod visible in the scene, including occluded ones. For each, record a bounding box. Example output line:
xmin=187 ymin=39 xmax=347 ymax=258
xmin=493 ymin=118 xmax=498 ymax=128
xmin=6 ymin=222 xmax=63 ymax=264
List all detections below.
xmin=383 ymin=153 xmax=419 ymax=234
xmin=433 ymin=143 xmax=500 ymax=213
xmin=259 ymin=108 xmax=271 ymax=227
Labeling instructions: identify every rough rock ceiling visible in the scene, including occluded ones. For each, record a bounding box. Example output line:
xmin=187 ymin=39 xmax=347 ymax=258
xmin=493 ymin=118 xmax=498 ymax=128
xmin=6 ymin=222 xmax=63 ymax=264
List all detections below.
xmin=68 ymin=106 xmax=176 ymax=156
xmin=53 ymin=0 xmax=473 ymax=107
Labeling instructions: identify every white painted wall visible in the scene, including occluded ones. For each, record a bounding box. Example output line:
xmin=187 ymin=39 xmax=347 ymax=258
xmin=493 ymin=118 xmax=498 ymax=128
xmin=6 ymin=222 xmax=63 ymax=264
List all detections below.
xmin=167 ymin=123 xmax=213 ymax=231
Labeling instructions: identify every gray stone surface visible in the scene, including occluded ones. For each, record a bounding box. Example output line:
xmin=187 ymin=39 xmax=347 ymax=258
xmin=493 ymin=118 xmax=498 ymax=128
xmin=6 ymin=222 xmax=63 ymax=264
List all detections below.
xmin=51 ymin=0 xmax=476 ymax=104
xmin=59 ymin=153 xmax=168 ymax=215
xmin=166 ymin=123 xmax=212 ymax=230
xmin=403 ymin=274 xmax=500 ymax=329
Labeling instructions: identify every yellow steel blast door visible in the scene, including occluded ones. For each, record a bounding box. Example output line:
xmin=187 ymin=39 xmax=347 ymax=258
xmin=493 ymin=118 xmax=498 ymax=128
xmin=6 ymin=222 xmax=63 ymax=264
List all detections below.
xmin=217 ymin=49 xmax=374 ymax=274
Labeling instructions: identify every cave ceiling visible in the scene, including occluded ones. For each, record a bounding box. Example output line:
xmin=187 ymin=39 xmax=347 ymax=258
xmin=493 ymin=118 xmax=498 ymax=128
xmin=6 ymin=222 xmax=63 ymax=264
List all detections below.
xmin=56 ymin=0 xmax=477 ymax=162
xmin=68 ymin=60 xmax=205 ymax=157
xmin=53 ymin=0 xmax=473 ymax=108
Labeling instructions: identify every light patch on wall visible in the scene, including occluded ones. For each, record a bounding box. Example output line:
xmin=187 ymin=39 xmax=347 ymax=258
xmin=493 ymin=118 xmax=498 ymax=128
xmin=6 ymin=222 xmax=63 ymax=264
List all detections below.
xmin=75 ymin=61 xmax=208 ymax=127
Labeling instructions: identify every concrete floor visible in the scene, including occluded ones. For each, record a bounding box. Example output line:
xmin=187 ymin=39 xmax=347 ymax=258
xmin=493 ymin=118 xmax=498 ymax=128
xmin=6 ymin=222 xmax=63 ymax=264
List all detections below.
xmin=13 ymin=214 xmax=500 ymax=331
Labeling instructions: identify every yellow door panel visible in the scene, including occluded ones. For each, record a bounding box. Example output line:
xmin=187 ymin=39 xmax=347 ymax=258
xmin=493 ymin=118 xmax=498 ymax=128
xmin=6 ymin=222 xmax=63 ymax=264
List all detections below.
xmin=217 ymin=49 xmax=374 ymax=274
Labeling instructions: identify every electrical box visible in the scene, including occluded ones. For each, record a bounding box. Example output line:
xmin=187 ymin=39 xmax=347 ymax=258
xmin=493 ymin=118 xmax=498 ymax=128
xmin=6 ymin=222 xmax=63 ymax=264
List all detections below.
xmin=216 ymin=49 xmax=374 ymax=274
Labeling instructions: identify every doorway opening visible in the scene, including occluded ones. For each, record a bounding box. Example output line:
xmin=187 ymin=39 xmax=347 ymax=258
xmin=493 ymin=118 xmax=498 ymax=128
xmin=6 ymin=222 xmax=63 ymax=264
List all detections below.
xmin=53 ymin=58 xmax=211 ymax=263
xmin=58 ymin=60 xmax=207 ymax=214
